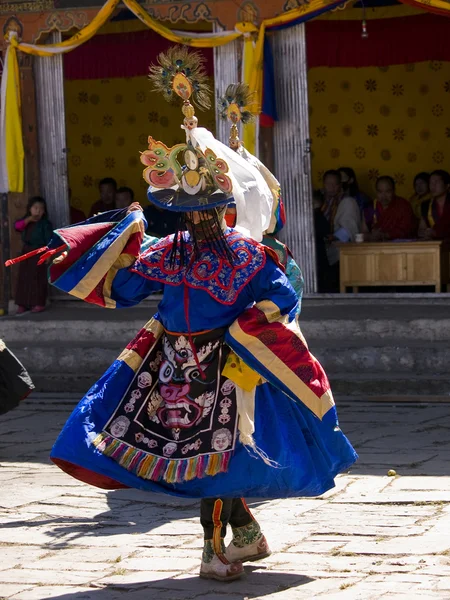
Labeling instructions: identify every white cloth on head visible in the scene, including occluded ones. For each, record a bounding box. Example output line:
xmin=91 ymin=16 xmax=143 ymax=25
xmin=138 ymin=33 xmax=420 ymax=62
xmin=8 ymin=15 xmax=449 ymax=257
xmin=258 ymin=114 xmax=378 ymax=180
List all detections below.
xmin=188 ymin=127 xmax=273 ymax=242
xmin=238 ymin=146 xmax=281 ymax=235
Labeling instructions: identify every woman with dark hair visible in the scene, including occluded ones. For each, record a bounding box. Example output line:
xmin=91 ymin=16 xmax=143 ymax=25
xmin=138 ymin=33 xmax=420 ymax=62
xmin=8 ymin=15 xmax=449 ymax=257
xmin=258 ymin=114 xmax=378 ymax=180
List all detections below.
xmin=14 ymin=196 xmax=53 ymax=314
xmin=410 ymin=172 xmax=430 ymax=220
xmin=419 ymin=170 xmax=450 ymax=240
xmin=339 ymin=167 xmax=371 ymax=212
xmin=363 ymin=176 xmax=417 ymax=241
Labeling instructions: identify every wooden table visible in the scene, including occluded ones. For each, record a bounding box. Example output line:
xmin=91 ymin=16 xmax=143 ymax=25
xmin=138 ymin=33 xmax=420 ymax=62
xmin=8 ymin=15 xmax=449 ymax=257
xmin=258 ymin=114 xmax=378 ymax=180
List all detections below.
xmin=337 ymin=241 xmax=450 ymax=293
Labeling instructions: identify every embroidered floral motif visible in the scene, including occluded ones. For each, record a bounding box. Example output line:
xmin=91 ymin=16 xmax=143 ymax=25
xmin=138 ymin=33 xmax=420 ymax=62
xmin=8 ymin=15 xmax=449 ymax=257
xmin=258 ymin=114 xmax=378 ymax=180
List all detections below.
xmin=131 ymin=231 xmax=266 ymax=305
xmin=203 ymin=539 xmax=222 ymax=563
xmin=231 ymin=521 xmax=262 ymax=548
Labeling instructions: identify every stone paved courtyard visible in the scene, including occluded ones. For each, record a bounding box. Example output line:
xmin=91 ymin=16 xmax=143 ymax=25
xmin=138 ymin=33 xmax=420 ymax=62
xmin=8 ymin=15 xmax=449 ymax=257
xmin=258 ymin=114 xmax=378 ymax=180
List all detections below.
xmin=1 ymin=394 xmax=450 ymax=600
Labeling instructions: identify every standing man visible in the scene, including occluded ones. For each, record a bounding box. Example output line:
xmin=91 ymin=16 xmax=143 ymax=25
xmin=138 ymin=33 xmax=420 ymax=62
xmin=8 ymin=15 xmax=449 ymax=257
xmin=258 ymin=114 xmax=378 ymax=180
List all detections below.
xmin=89 ymin=178 xmax=117 ymax=217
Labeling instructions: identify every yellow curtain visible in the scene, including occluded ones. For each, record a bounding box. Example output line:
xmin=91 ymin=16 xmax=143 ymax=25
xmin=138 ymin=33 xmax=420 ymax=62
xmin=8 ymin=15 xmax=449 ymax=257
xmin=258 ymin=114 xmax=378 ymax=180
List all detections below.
xmin=308 ymin=61 xmax=450 ymax=199
xmin=0 ymin=41 xmax=24 ymax=193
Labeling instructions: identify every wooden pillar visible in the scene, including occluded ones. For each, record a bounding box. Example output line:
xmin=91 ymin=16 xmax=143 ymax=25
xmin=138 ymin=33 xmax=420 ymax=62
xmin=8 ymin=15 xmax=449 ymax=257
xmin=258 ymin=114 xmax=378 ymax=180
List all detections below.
xmin=5 ymin=52 xmax=41 ymax=305
xmin=213 ymin=29 xmax=240 ymax=145
xmin=272 ymin=24 xmax=317 ymax=293
xmin=33 ymin=31 xmax=69 ymax=228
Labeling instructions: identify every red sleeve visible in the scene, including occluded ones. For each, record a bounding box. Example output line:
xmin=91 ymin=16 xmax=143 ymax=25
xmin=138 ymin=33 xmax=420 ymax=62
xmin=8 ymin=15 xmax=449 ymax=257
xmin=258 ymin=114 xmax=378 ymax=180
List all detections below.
xmin=433 ymin=204 xmax=450 ymax=240
xmin=386 ymin=198 xmax=418 ymax=239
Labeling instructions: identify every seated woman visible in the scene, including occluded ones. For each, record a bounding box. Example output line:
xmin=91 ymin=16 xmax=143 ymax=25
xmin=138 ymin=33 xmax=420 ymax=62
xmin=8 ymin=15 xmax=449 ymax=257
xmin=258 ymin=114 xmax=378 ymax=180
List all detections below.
xmin=409 ymin=172 xmax=431 ymax=220
xmin=419 ymin=170 xmax=450 ymax=240
xmin=339 ymin=167 xmax=371 ymax=213
xmin=363 ymin=176 xmax=417 ymax=241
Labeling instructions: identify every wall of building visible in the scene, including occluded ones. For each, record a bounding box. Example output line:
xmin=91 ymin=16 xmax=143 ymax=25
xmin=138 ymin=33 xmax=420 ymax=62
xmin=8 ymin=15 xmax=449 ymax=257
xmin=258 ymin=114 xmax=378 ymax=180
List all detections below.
xmin=308 ymin=60 xmax=450 ymax=199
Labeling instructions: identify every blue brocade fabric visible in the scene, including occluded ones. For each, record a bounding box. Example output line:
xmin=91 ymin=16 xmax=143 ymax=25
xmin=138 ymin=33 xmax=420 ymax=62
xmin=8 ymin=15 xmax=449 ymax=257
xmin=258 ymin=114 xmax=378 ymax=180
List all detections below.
xmin=49 ymin=216 xmax=357 ymax=498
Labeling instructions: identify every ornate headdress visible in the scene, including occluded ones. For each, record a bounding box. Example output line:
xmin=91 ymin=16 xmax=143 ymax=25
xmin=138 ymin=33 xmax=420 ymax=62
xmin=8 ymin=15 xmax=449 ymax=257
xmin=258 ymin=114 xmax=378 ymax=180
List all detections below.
xmin=141 ymin=48 xmax=233 ymax=212
xmin=141 ymin=48 xmax=274 ymax=243
xmin=219 ymin=82 xmax=285 ymax=235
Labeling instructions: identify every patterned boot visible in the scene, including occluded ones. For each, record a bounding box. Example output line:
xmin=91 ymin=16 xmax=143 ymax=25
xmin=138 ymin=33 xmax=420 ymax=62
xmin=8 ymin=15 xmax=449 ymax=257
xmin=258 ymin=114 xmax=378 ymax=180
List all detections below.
xmin=200 ymin=539 xmax=244 ymax=582
xmin=225 ymin=520 xmax=271 ymax=563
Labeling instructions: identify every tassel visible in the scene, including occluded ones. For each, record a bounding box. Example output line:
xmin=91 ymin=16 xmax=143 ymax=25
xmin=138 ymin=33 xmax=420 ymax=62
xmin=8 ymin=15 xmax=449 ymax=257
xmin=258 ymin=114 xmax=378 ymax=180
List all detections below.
xmin=152 ymin=457 xmax=166 ymax=481
xmin=121 ymin=447 xmax=136 ymax=469
xmin=205 ymin=453 xmax=220 ymax=476
xmin=219 ymin=452 xmax=230 ymax=472
xmin=239 ymin=432 xmax=281 ymax=468
xmin=164 ymin=460 xmax=177 ymax=483
xmin=185 ymin=456 xmax=198 ymax=481
xmin=5 ymin=246 xmax=48 ymax=267
xmin=137 ymin=454 xmax=155 ymax=478
xmin=129 ymin=449 xmax=144 ymax=471
xmin=94 ymin=432 xmax=233 ymax=483
xmin=175 ymin=460 xmax=186 ymax=482
xmin=195 ymin=455 xmax=206 ymax=478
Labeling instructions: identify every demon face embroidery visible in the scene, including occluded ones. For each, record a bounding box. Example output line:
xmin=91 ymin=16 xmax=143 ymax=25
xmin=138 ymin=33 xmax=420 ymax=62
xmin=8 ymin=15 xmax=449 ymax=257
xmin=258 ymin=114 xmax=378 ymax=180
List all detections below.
xmin=157 ymin=335 xmax=219 ymax=430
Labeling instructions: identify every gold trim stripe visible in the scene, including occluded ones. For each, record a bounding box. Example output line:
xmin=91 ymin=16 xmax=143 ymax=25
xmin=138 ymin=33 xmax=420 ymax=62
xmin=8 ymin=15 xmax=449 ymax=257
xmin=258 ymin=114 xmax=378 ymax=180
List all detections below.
xmin=230 ymin=321 xmax=335 ymax=420
xmin=69 ymin=220 xmax=144 ymax=301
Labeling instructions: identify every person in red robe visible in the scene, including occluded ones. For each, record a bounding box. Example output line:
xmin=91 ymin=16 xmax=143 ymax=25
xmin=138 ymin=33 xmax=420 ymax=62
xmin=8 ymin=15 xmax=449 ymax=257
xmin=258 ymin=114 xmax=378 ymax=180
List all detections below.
xmin=419 ymin=170 xmax=450 ymax=241
xmin=362 ymin=176 xmax=417 ymax=241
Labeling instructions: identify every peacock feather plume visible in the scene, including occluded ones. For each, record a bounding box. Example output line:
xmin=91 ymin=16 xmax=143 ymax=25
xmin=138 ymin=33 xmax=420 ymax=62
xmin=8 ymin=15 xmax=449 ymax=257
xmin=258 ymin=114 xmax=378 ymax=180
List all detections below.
xmin=218 ymin=82 xmax=255 ymax=125
xmin=149 ymin=46 xmax=211 ymax=111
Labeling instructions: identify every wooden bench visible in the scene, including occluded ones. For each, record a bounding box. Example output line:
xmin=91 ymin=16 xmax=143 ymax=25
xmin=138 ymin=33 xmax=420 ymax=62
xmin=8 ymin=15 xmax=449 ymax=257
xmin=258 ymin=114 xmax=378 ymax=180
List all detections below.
xmin=337 ymin=241 xmax=450 ymax=293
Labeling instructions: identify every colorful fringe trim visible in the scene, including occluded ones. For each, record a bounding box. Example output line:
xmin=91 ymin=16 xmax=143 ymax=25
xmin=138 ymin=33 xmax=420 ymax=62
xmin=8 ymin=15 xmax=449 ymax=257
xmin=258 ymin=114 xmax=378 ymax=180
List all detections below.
xmin=92 ymin=432 xmax=231 ymax=484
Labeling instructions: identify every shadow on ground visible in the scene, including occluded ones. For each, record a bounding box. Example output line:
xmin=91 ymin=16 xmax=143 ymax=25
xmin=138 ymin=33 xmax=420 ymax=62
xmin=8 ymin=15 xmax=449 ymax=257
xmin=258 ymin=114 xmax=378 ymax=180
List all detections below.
xmin=15 ymin=568 xmax=314 ymax=600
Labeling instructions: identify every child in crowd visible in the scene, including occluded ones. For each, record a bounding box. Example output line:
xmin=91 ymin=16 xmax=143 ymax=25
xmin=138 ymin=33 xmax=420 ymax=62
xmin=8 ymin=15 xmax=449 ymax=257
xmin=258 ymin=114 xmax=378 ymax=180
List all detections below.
xmin=14 ymin=196 xmax=53 ymax=314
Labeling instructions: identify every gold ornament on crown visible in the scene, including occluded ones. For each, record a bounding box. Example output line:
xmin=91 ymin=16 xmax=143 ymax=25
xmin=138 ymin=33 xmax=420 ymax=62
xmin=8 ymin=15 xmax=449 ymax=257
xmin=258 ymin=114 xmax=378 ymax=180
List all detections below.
xmin=148 ymin=46 xmax=211 ymax=133
xmin=218 ymin=83 xmax=255 ymax=150
xmin=141 ymin=48 xmax=233 ymax=199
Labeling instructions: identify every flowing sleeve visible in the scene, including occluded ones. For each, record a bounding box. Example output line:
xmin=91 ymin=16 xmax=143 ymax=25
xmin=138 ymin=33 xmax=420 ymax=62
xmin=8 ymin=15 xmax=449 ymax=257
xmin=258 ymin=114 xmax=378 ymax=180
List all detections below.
xmin=226 ymin=254 xmax=335 ymax=420
xmin=48 ymin=211 xmax=163 ymax=309
xmin=285 ymin=256 xmax=304 ymax=315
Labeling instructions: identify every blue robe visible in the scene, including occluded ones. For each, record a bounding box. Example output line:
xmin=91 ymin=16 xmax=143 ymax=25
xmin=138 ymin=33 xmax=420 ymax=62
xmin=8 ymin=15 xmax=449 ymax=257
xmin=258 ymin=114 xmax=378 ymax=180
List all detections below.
xmin=48 ymin=211 xmax=357 ymax=498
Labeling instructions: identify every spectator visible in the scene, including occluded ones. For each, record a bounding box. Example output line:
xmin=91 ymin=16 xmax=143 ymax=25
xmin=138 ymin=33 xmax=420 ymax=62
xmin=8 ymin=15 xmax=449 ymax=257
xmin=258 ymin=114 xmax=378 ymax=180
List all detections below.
xmin=89 ymin=177 xmax=117 ymax=217
xmin=410 ymin=172 xmax=430 ymax=220
xmin=313 ymin=190 xmax=332 ymax=292
xmin=363 ymin=176 xmax=417 ymax=241
xmin=339 ymin=167 xmax=371 ymax=212
xmin=115 ymin=187 xmax=135 ymax=210
xmin=14 ymin=196 xmax=53 ymax=314
xmin=321 ymin=170 xmax=361 ymax=266
xmin=419 ymin=170 xmax=450 ymax=240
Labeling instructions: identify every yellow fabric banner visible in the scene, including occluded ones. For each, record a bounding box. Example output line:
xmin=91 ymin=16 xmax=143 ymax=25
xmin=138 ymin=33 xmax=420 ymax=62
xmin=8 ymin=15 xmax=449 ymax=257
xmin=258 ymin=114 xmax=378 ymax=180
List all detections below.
xmin=10 ymin=0 xmax=121 ymax=56
xmin=241 ymin=27 xmax=260 ymax=153
xmin=4 ymin=44 xmax=24 ymax=193
xmin=123 ymin=0 xmax=241 ymax=47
